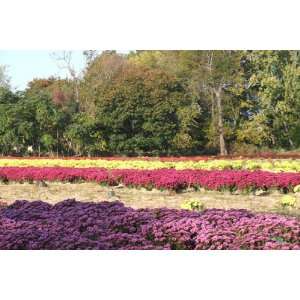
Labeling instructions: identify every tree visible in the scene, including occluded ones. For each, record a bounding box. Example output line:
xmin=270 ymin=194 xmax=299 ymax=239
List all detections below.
xmin=180 ymin=51 xmax=244 ymax=155
xmin=51 ymin=51 xmax=82 ymax=108
xmin=64 ymin=113 xmax=107 ymax=156
xmin=82 ymin=54 xmax=200 ymax=155
xmin=129 ymin=51 xmax=210 ymax=152
xmin=26 ymin=77 xmax=76 ymax=109
xmin=80 ymin=51 xmax=127 ymax=115
xmin=1 ymin=50 xmax=300 ymax=157
xmin=243 ymin=50 xmax=300 ymax=149
xmin=0 ymin=92 xmax=35 ymax=155
xmin=83 ymin=50 xmax=99 ymax=66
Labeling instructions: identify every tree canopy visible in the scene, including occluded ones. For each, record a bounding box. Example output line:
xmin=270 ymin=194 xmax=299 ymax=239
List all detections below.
xmin=1 ymin=50 xmax=300 ymax=156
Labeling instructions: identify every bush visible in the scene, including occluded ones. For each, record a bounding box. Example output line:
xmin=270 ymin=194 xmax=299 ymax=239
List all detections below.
xmin=280 ymin=195 xmax=297 ymax=208
xmin=293 ymin=185 xmax=300 ymax=193
xmin=180 ymin=199 xmax=204 ymax=211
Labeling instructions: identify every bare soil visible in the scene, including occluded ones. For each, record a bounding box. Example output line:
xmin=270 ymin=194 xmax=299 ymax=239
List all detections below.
xmin=1 ymin=182 xmax=300 ymax=216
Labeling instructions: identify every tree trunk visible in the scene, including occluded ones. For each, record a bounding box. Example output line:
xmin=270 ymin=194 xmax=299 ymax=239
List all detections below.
xmin=215 ymin=87 xmax=228 ymax=155
xmin=283 ymin=121 xmax=294 ymax=148
xmin=74 ymin=79 xmax=80 ymax=104
xmin=56 ymin=129 xmax=59 ymax=157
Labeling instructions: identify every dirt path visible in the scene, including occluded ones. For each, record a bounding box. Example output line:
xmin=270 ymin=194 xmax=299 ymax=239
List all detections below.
xmin=1 ymin=182 xmax=300 ymax=216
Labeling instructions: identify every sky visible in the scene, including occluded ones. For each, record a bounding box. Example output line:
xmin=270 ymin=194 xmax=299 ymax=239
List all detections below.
xmin=0 ymin=51 xmax=87 ymax=90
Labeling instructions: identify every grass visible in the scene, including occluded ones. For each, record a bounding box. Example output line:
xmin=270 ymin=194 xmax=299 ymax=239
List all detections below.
xmin=1 ymin=182 xmax=300 ymax=217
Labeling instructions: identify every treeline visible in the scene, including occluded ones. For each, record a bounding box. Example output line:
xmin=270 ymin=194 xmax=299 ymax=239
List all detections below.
xmin=1 ymin=50 xmax=300 ymax=156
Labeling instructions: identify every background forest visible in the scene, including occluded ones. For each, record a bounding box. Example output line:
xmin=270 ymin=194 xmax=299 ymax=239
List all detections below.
xmin=1 ymin=50 xmax=300 ymax=156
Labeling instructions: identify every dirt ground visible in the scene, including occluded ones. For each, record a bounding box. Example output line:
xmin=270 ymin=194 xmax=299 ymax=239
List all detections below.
xmin=1 ymin=182 xmax=300 ymax=216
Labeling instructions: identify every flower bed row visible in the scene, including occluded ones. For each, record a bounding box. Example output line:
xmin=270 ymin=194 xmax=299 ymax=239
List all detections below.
xmin=1 ymin=167 xmax=300 ymax=192
xmin=2 ymin=158 xmax=300 ymax=172
xmin=0 ymin=199 xmax=299 ymax=250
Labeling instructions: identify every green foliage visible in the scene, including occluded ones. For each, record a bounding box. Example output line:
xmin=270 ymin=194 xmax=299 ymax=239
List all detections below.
xmin=64 ymin=113 xmax=107 ymax=156
xmin=87 ymin=57 xmax=201 ymax=155
xmin=280 ymin=195 xmax=297 ymax=208
xmin=237 ymin=113 xmax=272 ymax=146
xmin=180 ymin=199 xmax=205 ymax=211
xmin=1 ymin=51 xmax=300 ymax=156
xmin=244 ymin=51 xmax=300 ymax=149
xmin=40 ymin=134 xmax=56 ymax=150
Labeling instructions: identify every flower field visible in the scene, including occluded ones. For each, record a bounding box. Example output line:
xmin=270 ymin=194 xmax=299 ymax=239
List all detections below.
xmin=1 ymin=167 xmax=300 ymax=192
xmin=0 ymin=199 xmax=299 ymax=250
xmin=1 ymin=156 xmax=300 ymax=250
xmin=2 ymin=157 xmax=300 ymax=172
